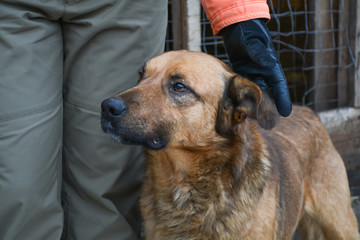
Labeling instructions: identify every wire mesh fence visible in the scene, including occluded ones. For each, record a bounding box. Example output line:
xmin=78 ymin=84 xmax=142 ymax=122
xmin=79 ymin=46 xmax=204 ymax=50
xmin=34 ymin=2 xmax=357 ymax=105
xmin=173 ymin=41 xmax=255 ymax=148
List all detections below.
xmin=166 ymin=0 xmax=356 ymax=111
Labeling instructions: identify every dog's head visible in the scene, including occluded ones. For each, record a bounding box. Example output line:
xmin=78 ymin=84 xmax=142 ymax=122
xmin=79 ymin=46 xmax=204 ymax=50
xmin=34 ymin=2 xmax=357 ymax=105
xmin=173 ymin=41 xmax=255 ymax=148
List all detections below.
xmin=101 ymin=50 xmax=279 ymax=150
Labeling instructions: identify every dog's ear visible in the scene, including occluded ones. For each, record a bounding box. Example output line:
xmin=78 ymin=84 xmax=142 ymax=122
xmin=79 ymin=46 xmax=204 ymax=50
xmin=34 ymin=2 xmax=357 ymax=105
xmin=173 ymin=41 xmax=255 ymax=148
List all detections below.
xmin=216 ymin=76 xmax=279 ymax=136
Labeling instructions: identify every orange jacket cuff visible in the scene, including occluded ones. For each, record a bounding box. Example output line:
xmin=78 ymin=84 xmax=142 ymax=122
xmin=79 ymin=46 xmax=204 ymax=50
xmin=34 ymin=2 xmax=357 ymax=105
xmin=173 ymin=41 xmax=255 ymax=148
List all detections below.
xmin=201 ymin=0 xmax=271 ymax=35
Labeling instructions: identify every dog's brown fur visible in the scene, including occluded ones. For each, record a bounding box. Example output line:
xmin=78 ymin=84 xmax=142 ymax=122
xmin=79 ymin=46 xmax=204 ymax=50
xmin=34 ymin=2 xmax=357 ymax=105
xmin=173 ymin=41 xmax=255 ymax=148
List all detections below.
xmin=101 ymin=50 xmax=359 ymax=239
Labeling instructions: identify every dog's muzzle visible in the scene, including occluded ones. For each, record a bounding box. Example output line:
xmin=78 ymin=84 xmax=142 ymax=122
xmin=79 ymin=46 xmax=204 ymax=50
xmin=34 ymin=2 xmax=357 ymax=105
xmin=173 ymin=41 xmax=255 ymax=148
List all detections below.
xmin=100 ymin=97 xmax=128 ymax=143
xmin=101 ymin=97 xmax=167 ymax=150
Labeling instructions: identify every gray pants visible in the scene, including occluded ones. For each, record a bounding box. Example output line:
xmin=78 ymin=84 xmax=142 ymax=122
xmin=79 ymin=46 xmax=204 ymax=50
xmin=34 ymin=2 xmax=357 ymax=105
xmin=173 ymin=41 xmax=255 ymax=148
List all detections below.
xmin=0 ymin=0 xmax=167 ymax=239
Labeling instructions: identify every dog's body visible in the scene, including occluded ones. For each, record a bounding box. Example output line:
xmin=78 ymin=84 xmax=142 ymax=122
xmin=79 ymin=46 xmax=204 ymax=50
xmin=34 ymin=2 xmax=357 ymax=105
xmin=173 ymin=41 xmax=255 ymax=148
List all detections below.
xmin=101 ymin=50 xmax=359 ymax=239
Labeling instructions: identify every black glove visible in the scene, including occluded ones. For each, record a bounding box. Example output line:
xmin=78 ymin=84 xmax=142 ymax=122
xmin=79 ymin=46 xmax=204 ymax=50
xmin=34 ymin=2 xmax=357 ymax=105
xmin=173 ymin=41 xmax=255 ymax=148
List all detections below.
xmin=221 ymin=19 xmax=292 ymax=117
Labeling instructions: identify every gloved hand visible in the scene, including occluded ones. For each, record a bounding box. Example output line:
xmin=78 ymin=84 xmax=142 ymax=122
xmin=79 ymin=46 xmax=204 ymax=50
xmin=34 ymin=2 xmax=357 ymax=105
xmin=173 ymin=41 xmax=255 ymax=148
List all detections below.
xmin=220 ymin=19 xmax=292 ymax=117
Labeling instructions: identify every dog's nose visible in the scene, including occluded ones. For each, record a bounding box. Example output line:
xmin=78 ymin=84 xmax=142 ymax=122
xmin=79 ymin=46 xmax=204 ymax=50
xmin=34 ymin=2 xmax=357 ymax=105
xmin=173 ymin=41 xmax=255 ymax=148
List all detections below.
xmin=101 ymin=98 xmax=127 ymax=118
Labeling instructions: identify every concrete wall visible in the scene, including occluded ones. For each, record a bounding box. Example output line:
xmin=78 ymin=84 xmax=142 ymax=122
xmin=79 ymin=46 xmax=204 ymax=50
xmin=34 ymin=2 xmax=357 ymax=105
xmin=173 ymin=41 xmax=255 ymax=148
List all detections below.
xmin=318 ymin=107 xmax=360 ymax=169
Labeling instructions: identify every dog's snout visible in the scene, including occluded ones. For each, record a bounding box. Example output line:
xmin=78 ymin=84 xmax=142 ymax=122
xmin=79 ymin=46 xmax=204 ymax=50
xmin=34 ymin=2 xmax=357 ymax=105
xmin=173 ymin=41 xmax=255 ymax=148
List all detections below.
xmin=101 ymin=98 xmax=127 ymax=118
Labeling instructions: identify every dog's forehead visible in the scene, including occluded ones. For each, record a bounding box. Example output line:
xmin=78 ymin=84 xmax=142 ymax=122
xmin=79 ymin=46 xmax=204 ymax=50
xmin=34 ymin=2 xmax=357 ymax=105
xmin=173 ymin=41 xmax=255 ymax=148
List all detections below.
xmin=147 ymin=51 xmax=231 ymax=86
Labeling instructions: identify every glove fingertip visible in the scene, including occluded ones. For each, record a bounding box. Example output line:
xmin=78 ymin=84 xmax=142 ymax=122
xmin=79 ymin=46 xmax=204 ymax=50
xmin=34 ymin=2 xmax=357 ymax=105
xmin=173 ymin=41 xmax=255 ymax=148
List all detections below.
xmin=277 ymin=101 xmax=292 ymax=117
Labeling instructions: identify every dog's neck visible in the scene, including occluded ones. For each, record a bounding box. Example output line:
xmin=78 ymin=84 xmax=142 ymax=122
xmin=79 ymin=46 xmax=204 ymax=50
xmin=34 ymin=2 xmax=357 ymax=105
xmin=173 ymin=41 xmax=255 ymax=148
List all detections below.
xmin=144 ymin=121 xmax=269 ymax=205
xmin=142 ymin=122 xmax=270 ymax=238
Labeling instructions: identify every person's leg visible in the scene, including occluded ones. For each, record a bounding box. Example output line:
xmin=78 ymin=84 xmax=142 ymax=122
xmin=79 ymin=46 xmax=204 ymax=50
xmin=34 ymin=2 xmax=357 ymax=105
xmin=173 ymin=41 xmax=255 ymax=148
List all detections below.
xmin=0 ymin=1 xmax=64 ymax=239
xmin=61 ymin=0 xmax=167 ymax=239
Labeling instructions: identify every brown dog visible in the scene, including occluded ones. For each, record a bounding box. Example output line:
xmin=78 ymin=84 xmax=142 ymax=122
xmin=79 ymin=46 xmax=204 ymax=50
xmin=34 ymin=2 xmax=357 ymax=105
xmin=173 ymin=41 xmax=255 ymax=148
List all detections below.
xmin=101 ymin=50 xmax=359 ymax=240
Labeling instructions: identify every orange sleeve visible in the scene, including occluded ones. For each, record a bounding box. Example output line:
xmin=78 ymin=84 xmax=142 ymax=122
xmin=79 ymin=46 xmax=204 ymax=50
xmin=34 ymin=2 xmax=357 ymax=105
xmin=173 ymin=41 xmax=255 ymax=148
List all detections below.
xmin=201 ymin=0 xmax=270 ymax=35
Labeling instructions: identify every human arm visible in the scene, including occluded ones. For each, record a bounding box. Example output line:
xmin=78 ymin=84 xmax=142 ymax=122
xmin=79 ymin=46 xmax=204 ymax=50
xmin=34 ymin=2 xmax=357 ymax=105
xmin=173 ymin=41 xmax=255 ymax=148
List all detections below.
xmin=201 ymin=0 xmax=292 ymax=117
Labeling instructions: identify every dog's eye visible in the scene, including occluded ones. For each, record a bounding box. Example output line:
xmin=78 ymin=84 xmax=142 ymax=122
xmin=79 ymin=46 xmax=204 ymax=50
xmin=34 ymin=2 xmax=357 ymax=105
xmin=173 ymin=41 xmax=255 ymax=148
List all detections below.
xmin=172 ymin=82 xmax=187 ymax=93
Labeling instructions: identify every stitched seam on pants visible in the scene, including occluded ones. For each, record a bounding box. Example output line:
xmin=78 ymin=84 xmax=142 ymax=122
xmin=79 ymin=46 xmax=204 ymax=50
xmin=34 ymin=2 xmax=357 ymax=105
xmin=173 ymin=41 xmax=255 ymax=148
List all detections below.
xmin=61 ymin=155 xmax=72 ymax=240
xmin=0 ymin=101 xmax=62 ymax=122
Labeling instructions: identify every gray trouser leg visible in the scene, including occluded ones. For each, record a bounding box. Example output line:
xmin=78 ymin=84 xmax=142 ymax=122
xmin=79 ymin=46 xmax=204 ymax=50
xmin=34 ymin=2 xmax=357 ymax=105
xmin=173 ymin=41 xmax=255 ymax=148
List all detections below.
xmin=0 ymin=0 xmax=167 ymax=239
xmin=0 ymin=1 xmax=64 ymax=239
xmin=61 ymin=0 xmax=167 ymax=239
